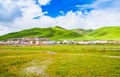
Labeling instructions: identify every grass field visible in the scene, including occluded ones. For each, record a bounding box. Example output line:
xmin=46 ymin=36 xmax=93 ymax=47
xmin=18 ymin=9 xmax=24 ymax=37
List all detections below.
xmin=0 ymin=45 xmax=120 ymax=77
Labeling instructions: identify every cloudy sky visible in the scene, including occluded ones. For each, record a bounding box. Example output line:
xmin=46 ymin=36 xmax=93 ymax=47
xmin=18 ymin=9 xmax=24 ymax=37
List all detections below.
xmin=0 ymin=0 xmax=120 ymax=35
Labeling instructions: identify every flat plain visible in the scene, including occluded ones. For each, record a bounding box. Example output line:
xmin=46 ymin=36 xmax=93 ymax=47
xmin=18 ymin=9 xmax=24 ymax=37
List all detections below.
xmin=0 ymin=44 xmax=120 ymax=77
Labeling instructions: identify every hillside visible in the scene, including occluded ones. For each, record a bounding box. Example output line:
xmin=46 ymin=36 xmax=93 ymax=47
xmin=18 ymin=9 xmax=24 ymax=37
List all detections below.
xmin=0 ymin=26 xmax=120 ymax=40
xmin=0 ymin=26 xmax=83 ymax=40
xmin=88 ymin=26 xmax=120 ymax=40
xmin=72 ymin=28 xmax=93 ymax=34
xmin=72 ymin=29 xmax=85 ymax=34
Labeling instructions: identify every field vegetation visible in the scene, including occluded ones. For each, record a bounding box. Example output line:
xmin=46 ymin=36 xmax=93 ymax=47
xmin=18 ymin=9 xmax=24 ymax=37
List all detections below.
xmin=0 ymin=44 xmax=120 ymax=77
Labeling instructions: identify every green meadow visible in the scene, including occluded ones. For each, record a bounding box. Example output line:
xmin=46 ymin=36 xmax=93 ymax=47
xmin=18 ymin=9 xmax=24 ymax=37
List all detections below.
xmin=0 ymin=45 xmax=120 ymax=77
xmin=1 ymin=26 xmax=120 ymax=41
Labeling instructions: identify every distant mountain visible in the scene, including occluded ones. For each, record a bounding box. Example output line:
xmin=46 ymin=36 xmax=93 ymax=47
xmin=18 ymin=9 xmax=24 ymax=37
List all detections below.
xmin=72 ymin=28 xmax=93 ymax=34
xmin=0 ymin=26 xmax=120 ymax=41
xmin=87 ymin=26 xmax=120 ymax=40
xmin=0 ymin=26 xmax=83 ymax=40
xmin=72 ymin=29 xmax=85 ymax=34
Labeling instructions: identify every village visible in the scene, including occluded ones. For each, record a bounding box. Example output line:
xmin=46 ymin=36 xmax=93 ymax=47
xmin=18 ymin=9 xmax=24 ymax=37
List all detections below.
xmin=0 ymin=37 xmax=120 ymax=45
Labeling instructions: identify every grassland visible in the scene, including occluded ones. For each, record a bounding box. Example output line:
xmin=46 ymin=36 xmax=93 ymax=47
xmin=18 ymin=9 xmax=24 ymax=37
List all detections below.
xmin=88 ymin=26 xmax=120 ymax=40
xmin=0 ymin=45 xmax=120 ymax=77
xmin=0 ymin=26 xmax=82 ymax=41
xmin=1 ymin=26 xmax=120 ymax=41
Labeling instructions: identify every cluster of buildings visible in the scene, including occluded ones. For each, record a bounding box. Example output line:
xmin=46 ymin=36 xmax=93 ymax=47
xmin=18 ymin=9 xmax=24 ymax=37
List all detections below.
xmin=62 ymin=40 xmax=120 ymax=44
xmin=0 ymin=37 xmax=120 ymax=45
xmin=0 ymin=38 xmax=50 ymax=45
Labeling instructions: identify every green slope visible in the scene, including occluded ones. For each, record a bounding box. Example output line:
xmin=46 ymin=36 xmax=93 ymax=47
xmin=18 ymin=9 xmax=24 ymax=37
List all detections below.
xmin=72 ymin=28 xmax=93 ymax=35
xmin=0 ymin=26 xmax=83 ymax=40
xmin=0 ymin=26 xmax=120 ymax=41
xmin=72 ymin=29 xmax=85 ymax=34
xmin=88 ymin=26 xmax=120 ymax=40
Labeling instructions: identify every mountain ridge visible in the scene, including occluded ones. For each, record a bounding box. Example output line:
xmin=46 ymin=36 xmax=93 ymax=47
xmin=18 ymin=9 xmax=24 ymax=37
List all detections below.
xmin=0 ymin=26 xmax=120 ymax=40
xmin=0 ymin=26 xmax=83 ymax=40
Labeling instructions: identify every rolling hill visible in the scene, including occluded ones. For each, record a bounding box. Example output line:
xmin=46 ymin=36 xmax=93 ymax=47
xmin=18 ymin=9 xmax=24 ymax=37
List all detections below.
xmin=0 ymin=26 xmax=83 ymax=41
xmin=72 ymin=28 xmax=93 ymax=35
xmin=0 ymin=26 xmax=120 ymax=40
xmin=87 ymin=26 xmax=120 ymax=40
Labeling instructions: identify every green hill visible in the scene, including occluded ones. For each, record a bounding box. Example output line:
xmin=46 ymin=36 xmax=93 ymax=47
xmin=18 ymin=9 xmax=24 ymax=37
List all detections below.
xmin=72 ymin=29 xmax=85 ymax=34
xmin=0 ymin=26 xmax=83 ymax=40
xmin=0 ymin=26 xmax=120 ymax=41
xmin=72 ymin=28 xmax=93 ymax=35
xmin=88 ymin=26 xmax=120 ymax=40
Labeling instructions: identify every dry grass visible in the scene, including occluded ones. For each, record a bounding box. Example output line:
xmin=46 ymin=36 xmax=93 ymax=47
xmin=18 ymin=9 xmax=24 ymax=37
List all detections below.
xmin=0 ymin=45 xmax=120 ymax=77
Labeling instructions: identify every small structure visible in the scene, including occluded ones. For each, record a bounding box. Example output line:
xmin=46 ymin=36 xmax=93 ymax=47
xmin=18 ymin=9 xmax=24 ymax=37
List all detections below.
xmin=62 ymin=40 xmax=75 ymax=44
xmin=43 ymin=41 xmax=57 ymax=45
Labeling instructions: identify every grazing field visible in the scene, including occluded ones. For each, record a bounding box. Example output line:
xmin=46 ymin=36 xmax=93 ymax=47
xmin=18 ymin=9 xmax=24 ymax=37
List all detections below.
xmin=0 ymin=45 xmax=120 ymax=77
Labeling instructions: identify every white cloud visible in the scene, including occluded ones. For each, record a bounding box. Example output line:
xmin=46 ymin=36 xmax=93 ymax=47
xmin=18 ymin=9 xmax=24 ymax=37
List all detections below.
xmin=8 ymin=0 xmax=55 ymax=31
xmin=75 ymin=0 xmax=120 ymax=29
xmin=0 ymin=0 xmax=120 ymax=36
xmin=77 ymin=0 xmax=112 ymax=9
xmin=12 ymin=0 xmax=52 ymax=29
xmin=55 ymin=11 xmax=84 ymax=29
xmin=83 ymin=9 xmax=120 ymax=29
xmin=0 ymin=25 xmax=14 ymax=35
xmin=79 ymin=0 xmax=120 ymax=11
xmin=0 ymin=0 xmax=44 ymax=35
xmin=38 ymin=0 xmax=51 ymax=6
xmin=0 ymin=0 xmax=22 ymax=22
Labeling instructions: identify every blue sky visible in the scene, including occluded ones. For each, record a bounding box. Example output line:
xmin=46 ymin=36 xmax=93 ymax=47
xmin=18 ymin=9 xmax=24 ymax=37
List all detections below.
xmin=39 ymin=0 xmax=96 ymax=17
xmin=0 ymin=0 xmax=120 ymax=35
